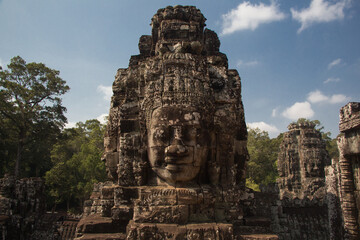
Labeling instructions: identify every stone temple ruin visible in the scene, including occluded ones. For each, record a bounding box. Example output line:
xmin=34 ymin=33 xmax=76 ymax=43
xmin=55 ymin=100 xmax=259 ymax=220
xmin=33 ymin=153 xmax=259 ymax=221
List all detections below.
xmin=75 ymin=5 xmax=255 ymax=240
xmin=0 ymin=5 xmax=359 ymax=240
xmin=275 ymin=122 xmax=331 ymax=239
xmin=278 ymin=121 xmax=330 ymax=202
xmin=73 ymin=6 xmax=360 ymax=240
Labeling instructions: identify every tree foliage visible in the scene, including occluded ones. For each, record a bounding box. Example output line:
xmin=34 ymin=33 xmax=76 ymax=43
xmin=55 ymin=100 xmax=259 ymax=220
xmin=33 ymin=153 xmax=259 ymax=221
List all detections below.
xmin=246 ymin=128 xmax=283 ymax=190
xmin=0 ymin=56 xmax=69 ymax=178
xmin=45 ymin=120 xmax=107 ymax=211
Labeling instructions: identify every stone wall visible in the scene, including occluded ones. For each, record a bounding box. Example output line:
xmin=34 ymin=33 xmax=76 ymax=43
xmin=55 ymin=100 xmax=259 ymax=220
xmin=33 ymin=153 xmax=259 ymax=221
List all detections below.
xmin=0 ymin=175 xmax=46 ymax=240
xmin=0 ymin=175 xmax=81 ymax=240
xmin=337 ymin=102 xmax=360 ymax=239
xmin=325 ymin=157 xmax=343 ymax=240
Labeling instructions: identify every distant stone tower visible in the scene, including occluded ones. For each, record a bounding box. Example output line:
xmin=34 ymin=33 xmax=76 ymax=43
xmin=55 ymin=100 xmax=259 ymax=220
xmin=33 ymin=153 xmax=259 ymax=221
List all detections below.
xmin=277 ymin=121 xmax=330 ymax=202
xmin=275 ymin=121 xmax=331 ymax=239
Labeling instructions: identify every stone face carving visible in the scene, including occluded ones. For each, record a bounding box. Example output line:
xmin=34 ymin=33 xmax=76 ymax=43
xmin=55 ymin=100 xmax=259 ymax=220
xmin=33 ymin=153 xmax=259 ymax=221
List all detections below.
xmin=147 ymin=105 xmax=210 ymax=185
xmin=275 ymin=122 xmax=331 ymax=239
xmin=277 ymin=121 xmax=330 ymax=202
xmin=101 ymin=5 xmax=248 ymax=188
xmin=76 ymin=5 xmax=254 ymax=239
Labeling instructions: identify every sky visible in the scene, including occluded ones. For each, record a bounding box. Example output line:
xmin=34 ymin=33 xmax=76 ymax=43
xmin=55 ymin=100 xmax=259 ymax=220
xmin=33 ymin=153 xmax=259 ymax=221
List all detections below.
xmin=0 ymin=0 xmax=359 ymax=138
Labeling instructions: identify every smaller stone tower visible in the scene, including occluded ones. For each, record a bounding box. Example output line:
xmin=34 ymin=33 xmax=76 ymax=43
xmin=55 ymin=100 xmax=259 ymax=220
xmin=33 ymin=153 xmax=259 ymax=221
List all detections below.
xmin=277 ymin=121 xmax=330 ymax=202
xmin=275 ymin=121 xmax=331 ymax=239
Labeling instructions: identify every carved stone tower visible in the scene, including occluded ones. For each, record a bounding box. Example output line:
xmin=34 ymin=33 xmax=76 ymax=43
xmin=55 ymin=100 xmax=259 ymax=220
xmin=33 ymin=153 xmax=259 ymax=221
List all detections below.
xmin=75 ymin=6 xmax=253 ymax=240
xmin=277 ymin=121 xmax=330 ymax=202
xmin=275 ymin=121 xmax=331 ymax=239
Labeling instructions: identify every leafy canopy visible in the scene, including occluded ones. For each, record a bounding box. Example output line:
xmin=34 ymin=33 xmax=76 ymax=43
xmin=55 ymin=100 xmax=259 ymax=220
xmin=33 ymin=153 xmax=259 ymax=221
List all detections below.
xmin=246 ymin=128 xmax=283 ymax=191
xmin=45 ymin=120 xmax=107 ymax=211
xmin=0 ymin=56 xmax=69 ymax=177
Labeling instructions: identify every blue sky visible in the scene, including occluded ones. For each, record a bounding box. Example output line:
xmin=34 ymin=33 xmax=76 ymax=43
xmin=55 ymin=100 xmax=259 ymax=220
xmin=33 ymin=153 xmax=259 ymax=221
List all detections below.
xmin=0 ymin=0 xmax=359 ymax=138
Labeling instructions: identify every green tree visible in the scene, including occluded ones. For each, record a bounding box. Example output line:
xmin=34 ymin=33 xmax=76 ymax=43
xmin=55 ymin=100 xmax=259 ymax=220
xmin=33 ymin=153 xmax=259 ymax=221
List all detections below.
xmin=0 ymin=117 xmax=17 ymax=176
xmin=0 ymin=56 xmax=69 ymax=178
xmin=324 ymin=137 xmax=339 ymax=160
xmin=246 ymin=128 xmax=283 ymax=190
xmin=45 ymin=120 xmax=107 ymax=211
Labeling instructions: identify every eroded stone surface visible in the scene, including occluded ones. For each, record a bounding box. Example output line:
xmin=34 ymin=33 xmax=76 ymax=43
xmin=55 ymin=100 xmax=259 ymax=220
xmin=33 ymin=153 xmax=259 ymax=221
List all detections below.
xmin=277 ymin=122 xmax=330 ymax=203
xmin=76 ymin=5 xmax=251 ymax=240
xmin=275 ymin=122 xmax=331 ymax=239
xmin=337 ymin=102 xmax=360 ymax=239
xmin=0 ymin=175 xmax=46 ymax=239
xmin=101 ymin=5 xmax=247 ymax=188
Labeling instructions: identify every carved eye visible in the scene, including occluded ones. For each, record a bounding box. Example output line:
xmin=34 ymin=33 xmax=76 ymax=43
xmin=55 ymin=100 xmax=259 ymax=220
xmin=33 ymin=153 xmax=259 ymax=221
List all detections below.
xmin=153 ymin=127 xmax=168 ymax=143
xmin=188 ymin=127 xmax=198 ymax=138
xmin=183 ymin=126 xmax=199 ymax=143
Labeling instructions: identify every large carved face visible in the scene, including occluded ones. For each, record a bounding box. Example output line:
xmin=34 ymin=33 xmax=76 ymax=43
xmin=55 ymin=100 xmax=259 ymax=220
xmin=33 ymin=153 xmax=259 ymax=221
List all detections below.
xmin=147 ymin=105 xmax=209 ymax=185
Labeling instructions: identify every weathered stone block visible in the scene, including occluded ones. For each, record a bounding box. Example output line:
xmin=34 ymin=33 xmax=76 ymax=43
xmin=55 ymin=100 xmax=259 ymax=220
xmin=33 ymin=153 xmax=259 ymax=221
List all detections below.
xmin=114 ymin=187 xmax=138 ymax=206
xmin=138 ymin=187 xmax=177 ymax=206
xmin=101 ymin=186 xmax=115 ymax=199
xmin=111 ymin=205 xmax=133 ymax=221
xmin=134 ymin=205 xmax=188 ymax=224
xmin=177 ymin=188 xmax=202 ymax=205
xmin=76 ymin=5 xmax=253 ymax=240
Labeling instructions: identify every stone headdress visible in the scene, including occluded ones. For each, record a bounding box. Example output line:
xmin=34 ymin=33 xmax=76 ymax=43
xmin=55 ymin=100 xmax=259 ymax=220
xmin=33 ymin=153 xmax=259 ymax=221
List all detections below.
xmin=103 ymin=6 xmax=248 ymax=187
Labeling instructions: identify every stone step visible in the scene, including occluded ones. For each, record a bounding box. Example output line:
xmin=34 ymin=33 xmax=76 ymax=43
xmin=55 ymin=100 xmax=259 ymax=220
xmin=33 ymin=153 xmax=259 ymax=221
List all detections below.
xmin=59 ymin=220 xmax=79 ymax=240
xmin=76 ymin=214 xmax=127 ymax=234
xmin=74 ymin=233 xmax=126 ymax=240
xmin=237 ymin=234 xmax=279 ymax=240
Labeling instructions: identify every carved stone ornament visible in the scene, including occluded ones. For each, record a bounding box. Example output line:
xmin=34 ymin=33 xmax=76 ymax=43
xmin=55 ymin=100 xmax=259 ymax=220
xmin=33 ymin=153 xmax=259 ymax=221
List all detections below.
xmin=76 ymin=6 xmax=252 ymax=240
xmin=102 ymin=5 xmax=248 ymax=188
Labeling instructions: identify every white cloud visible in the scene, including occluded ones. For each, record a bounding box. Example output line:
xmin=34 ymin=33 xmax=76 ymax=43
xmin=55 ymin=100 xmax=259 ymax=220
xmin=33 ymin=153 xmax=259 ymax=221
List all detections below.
xmin=97 ymin=113 xmax=108 ymax=125
xmin=307 ymin=90 xmax=329 ymax=103
xmin=221 ymin=1 xmax=286 ymax=35
xmin=307 ymin=90 xmax=350 ymax=104
xmin=237 ymin=60 xmax=259 ymax=67
xmin=272 ymin=108 xmax=278 ymax=117
xmin=247 ymin=121 xmax=280 ymax=134
xmin=329 ymin=94 xmax=350 ymax=103
xmin=328 ymin=58 xmax=342 ymax=69
xmin=65 ymin=121 xmax=76 ymax=129
xmin=291 ymin=0 xmax=350 ymax=33
xmin=282 ymin=101 xmax=315 ymax=120
xmin=324 ymin=77 xmax=341 ymax=84
xmin=97 ymin=85 xmax=112 ymax=101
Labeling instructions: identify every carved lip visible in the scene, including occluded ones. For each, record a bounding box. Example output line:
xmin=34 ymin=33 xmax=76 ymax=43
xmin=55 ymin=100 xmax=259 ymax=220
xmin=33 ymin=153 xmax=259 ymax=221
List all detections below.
xmin=165 ymin=163 xmax=191 ymax=172
xmin=165 ymin=156 xmax=192 ymax=165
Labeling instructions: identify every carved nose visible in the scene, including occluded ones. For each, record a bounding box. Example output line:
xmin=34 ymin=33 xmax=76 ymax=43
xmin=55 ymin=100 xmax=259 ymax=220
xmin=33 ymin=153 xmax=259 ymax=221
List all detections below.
xmin=165 ymin=137 xmax=188 ymax=157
